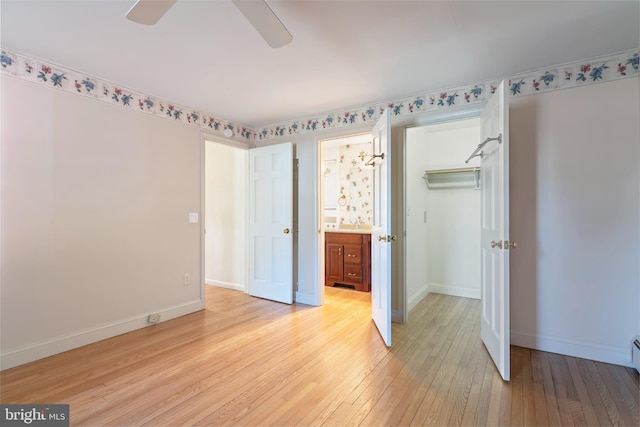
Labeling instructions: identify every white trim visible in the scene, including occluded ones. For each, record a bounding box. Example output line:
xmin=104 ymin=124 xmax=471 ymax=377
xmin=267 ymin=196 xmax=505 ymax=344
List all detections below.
xmin=0 ymin=300 xmax=204 ymax=370
xmin=428 ymin=283 xmax=480 ymax=300
xmin=200 ymin=134 xmax=206 ymax=305
xmin=202 ymin=132 xmax=253 ymax=150
xmin=511 ymin=330 xmax=633 ymax=368
xmin=295 ymin=291 xmax=318 ymax=306
xmin=206 ymin=280 xmax=245 ymax=292
xmin=315 ymin=136 xmax=324 ymax=307
xmin=407 ymin=283 xmax=430 ymax=313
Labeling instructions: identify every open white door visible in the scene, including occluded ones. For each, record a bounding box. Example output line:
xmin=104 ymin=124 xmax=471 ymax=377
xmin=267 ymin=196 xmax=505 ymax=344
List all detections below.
xmin=371 ymin=110 xmax=392 ymax=346
xmin=480 ymin=81 xmax=510 ymax=380
xmin=248 ymin=142 xmax=294 ymax=304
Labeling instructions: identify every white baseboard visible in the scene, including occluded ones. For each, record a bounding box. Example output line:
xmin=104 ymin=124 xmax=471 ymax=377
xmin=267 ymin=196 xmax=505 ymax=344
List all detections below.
xmin=511 ymin=330 xmax=633 ymax=368
xmin=0 ymin=299 xmax=204 ymax=370
xmin=295 ymin=291 xmax=317 ymax=306
xmin=408 ymin=283 xmax=430 ymax=313
xmin=428 ymin=283 xmax=480 ymax=300
xmin=206 ymin=279 xmax=245 ymax=292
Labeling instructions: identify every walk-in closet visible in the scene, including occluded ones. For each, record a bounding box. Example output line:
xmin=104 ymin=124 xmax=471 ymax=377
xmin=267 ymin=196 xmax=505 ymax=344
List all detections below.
xmin=405 ymin=117 xmax=482 ymax=312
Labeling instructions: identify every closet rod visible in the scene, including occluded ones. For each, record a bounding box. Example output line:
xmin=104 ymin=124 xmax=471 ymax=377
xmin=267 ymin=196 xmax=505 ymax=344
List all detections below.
xmin=465 ymin=133 xmax=502 ymax=163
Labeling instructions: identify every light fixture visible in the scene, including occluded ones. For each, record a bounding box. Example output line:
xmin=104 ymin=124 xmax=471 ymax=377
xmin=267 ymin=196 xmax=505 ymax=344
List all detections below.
xmin=358 ymin=151 xmax=385 ymax=167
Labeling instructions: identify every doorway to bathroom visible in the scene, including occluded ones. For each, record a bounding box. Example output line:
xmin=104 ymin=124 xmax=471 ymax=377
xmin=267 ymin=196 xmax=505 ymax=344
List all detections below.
xmin=319 ymin=132 xmax=374 ymax=299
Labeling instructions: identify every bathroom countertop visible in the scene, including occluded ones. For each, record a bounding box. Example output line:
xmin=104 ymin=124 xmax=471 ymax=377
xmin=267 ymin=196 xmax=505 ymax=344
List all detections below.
xmin=324 ymin=228 xmax=372 ymax=234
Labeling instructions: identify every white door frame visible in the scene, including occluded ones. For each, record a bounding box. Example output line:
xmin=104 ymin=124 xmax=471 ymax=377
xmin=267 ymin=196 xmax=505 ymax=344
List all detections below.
xmin=314 ymin=128 xmax=377 ymax=307
xmin=200 ymin=133 xmax=252 ymax=303
xmin=400 ymin=107 xmax=484 ymax=322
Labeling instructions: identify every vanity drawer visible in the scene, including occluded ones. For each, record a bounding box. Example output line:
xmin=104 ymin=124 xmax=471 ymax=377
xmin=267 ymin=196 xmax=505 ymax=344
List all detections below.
xmin=343 ymin=264 xmax=363 ymax=283
xmin=343 ymin=244 xmax=362 ymax=263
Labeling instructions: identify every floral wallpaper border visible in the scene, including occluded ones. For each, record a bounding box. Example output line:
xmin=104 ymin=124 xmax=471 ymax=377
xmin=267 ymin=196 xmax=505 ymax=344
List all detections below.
xmin=1 ymin=48 xmax=637 ymax=143
xmin=255 ymin=49 xmax=639 ymax=141
xmin=0 ymin=49 xmax=255 ymax=140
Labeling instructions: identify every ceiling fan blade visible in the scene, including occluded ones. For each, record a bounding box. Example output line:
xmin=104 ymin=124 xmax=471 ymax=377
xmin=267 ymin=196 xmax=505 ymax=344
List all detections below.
xmin=126 ymin=0 xmax=177 ymax=25
xmin=232 ymin=0 xmax=292 ymax=48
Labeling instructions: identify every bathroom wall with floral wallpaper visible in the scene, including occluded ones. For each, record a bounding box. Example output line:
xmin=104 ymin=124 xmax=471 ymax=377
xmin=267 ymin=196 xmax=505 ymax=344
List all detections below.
xmin=324 ymin=142 xmax=373 ymax=226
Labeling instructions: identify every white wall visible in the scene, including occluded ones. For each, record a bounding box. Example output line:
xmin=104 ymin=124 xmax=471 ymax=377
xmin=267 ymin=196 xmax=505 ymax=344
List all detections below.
xmin=510 ymin=77 xmax=640 ymax=367
xmin=405 ymin=126 xmax=430 ymax=312
xmin=205 ymin=141 xmax=247 ymax=291
xmin=1 ymin=76 xmax=203 ymax=369
xmin=424 ymin=120 xmax=481 ymax=300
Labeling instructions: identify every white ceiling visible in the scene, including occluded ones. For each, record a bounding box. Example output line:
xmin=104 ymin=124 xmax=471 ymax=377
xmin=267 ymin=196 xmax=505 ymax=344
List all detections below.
xmin=2 ymin=1 xmax=639 ymax=128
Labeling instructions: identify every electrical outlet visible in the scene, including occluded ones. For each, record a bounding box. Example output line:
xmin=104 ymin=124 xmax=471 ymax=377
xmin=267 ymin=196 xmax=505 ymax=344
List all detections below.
xmin=184 ymin=273 xmax=191 ymax=286
xmin=147 ymin=313 xmax=160 ymax=324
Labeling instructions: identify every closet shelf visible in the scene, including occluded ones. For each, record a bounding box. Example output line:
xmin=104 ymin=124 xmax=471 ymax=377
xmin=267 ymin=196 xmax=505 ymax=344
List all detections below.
xmin=423 ymin=167 xmax=481 ymax=189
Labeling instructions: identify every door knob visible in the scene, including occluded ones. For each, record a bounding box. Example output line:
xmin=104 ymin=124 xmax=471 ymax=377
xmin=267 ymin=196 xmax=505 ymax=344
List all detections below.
xmin=283 ymin=228 xmax=290 ymax=234
xmin=491 ymin=240 xmax=503 ymax=249
xmin=505 ymin=241 xmax=517 ymax=249
xmin=378 ymin=235 xmax=387 ymax=242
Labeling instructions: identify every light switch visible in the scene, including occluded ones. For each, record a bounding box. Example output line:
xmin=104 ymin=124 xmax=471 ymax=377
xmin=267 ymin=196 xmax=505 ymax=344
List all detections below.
xmin=189 ymin=213 xmax=199 ymax=223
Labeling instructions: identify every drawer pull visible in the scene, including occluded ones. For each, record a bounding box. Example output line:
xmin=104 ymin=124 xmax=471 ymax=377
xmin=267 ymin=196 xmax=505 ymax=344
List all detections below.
xmin=347 ymin=254 xmax=357 ymax=257
xmin=347 ymin=273 xmax=357 ymax=277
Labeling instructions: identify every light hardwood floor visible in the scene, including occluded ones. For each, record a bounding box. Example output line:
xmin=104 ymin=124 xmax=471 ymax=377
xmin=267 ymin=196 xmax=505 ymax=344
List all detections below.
xmin=1 ymin=285 xmax=638 ymax=426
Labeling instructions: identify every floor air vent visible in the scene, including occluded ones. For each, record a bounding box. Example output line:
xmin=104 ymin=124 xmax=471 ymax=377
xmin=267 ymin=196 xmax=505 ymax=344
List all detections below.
xmin=633 ymin=336 xmax=640 ymax=372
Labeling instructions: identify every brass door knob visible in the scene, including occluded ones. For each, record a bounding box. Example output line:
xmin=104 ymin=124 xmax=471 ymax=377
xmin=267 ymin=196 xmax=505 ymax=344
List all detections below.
xmin=283 ymin=228 xmax=290 ymax=234
xmin=505 ymin=241 xmax=517 ymax=249
xmin=491 ymin=240 xmax=503 ymax=249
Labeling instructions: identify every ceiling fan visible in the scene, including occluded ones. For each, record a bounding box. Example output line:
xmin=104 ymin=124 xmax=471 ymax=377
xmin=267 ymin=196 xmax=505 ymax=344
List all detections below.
xmin=125 ymin=0 xmax=293 ymax=48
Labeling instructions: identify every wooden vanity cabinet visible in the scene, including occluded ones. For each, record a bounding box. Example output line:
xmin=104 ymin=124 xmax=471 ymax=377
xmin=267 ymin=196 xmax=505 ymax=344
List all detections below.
xmin=324 ymin=232 xmax=371 ymax=292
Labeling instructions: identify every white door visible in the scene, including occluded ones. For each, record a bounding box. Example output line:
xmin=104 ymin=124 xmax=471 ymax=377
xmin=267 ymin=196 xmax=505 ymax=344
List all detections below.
xmin=480 ymin=81 xmax=510 ymax=380
xmin=371 ymin=110 xmax=392 ymax=346
xmin=248 ymin=142 xmax=294 ymax=304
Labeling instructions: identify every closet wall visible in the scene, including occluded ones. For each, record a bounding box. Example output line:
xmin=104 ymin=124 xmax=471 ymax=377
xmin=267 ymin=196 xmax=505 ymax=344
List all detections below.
xmin=405 ymin=118 xmax=481 ymax=312
xmin=205 ymin=141 xmax=248 ymax=291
